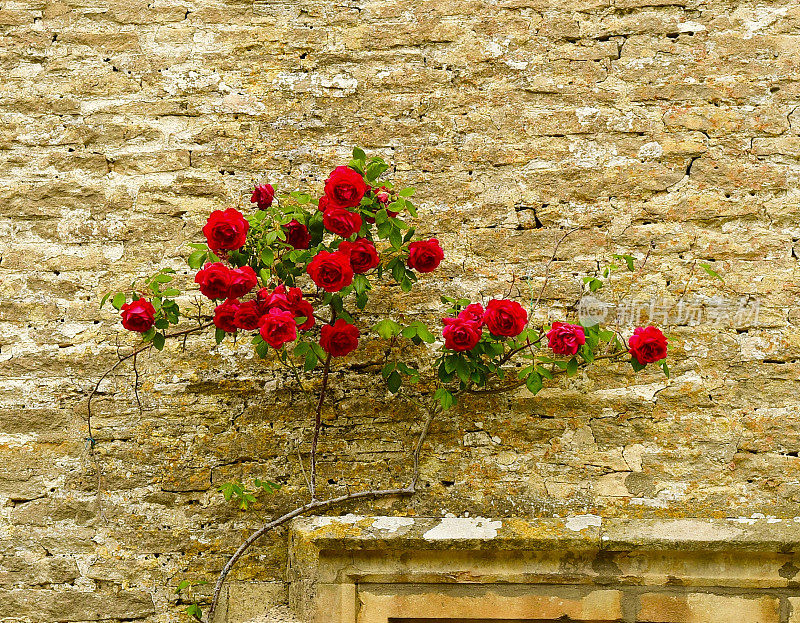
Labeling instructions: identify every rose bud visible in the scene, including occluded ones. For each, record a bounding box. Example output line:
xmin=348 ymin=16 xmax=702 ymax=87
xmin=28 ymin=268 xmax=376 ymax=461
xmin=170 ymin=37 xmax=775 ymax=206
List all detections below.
xmin=339 ymin=238 xmax=380 ymax=274
xmin=407 ymin=238 xmax=444 ymax=273
xmin=258 ymin=308 xmax=297 ymax=349
xmin=375 ymin=188 xmax=390 ymax=204
xmin=120 ymin=298 xmax=156 ymax=333
xmin=202 ymin=208 xmax=249 ymax=252
xmin=483 ymin=299 xmax=528 ymax=337
xmin=228 ymin=266 xmax=258 ymax=298
xmin=458 ymin=303 xmax=485 ymax=326
xmin=442 ymin=317 xmax=482 ymax=352
xmin=213 ymin=298 xmax=240 ymax=333
xmin=284 ymin=219 xmax=310 ymax=250
xmin=195 ymin=262 xmax=232 ymax=299
xmin=320 ymin=318 xmax=360 ymax=357
xmin=324 ymin=165 xmax=367 ymax=209
xmin=306 ymin=250 xmax=354 ymax=292
xmin=323 ymin=206 xmax=363 ymax=238
xmin=546 ymin=322 xmax=586 ymax=356
xmin=318 ymin=195 xmax=330 ymax=213
xmin=251 ymin=183 xmax=275 ymax=210
xmin=628 ymin=326 xmax=668 ymax=365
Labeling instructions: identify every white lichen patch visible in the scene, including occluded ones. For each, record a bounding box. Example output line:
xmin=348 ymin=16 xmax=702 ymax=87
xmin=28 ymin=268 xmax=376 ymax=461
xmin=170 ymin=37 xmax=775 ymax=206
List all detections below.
xmin=565 ymin=514 xmax=602 ymax=531
xmin=371 ymin=516 xmax=415 ymax=532
xmin=423 ymin=517 xmax=502 ymax=540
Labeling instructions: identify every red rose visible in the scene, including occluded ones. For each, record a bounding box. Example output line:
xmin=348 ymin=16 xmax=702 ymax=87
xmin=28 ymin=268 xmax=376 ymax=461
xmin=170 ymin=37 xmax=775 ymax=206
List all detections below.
xmin=318 ymin=196 xmax=330 ymax=213
xmin=234 ymin=300 xmax=262 ymax=331
xmin=214 ymin=298 xmax=240 ymax=333
xmin=407 ymin=238 xmax=444 ymax=273
xmin=293 ymin=299 xmax=316 ymax=331
xmin=442 ymin=317 xmax=482 ymax=352
xmin=195 ymin=262 xmax=232 ymax=299
xmin=339 ymin=238 xmax=380 ymax=274
xmin=323 ymin=206 xmax=363 ymax=238
xmin=256 ymin=285 xmax=290 ymax=313
xmin=258 ymin=309 xmax=297 ymax=349
xmin=251 ymin=184 xmax=275 ymax=210
xmin=120 ymin=298 xmax=156 ymax=333
xmin=203 ymin=208 xmax=249 ymax=251
xmin=458 ymin=303 xmax=485 ymax=326
xmin=483 ymin=299 xmax=528 ymax=337
xmin=284 ymin=219 xmax=310 ymax=249
xmin=628 ymin=326 xmax=668 ymax=364
xmin=228 ymin=266 xmax=258 ymax=298
xmin=320 ymin=319 xmax=360 ymax=357
xmin=324 ymin=165 xmax=367 ymax=209
xmin=547 ymin=322 xmax=586 ymax=356
xmin=306 ymin=250 xmax=354 ymax=292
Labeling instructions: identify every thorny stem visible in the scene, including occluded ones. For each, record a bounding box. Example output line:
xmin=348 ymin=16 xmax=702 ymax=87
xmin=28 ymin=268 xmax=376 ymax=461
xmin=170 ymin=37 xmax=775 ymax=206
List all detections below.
xmin=85 ymin=321 xmax=214 ymax=520
xmin=205 ymin=388 xmax=441 ymax=623
xmin=309 ymin=352 xmax=332 ymax=501
xmin=205 ymin=485 xmax=414 ymax=623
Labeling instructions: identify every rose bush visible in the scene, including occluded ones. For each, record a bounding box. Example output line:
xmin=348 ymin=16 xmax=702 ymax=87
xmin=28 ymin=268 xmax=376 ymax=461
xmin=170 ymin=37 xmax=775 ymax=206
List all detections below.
xmin=98 ymin=147 xmax=672 ymax=621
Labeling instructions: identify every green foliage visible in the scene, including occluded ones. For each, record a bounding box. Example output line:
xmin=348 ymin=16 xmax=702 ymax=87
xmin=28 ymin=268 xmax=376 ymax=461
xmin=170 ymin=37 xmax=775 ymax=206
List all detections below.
xmin=699 ymin=261 xmax=724 ymax=281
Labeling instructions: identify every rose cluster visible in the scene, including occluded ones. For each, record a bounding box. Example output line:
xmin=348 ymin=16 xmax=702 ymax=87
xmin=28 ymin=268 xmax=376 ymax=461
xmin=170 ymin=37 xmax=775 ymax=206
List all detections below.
xmin=117 ymin=160 xmax=446 ymax=360
xmin=442 ymin=300 xmax=528 ymax=351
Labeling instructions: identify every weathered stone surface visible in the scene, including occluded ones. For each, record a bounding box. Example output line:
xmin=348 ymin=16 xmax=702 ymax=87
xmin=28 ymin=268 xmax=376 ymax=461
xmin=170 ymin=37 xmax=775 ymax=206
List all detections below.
xmin=1 ymin=0 xmax=800 ymax=620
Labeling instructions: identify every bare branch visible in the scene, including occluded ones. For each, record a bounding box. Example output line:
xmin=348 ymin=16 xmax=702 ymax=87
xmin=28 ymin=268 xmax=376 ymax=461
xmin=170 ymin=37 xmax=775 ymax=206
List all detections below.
xmin=310 ymin=353 xmax=332 ymax=501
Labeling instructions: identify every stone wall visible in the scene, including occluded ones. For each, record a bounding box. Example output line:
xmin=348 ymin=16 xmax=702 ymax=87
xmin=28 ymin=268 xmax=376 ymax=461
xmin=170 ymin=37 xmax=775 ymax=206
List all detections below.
xmin=1 ymin=0 xmax=799 ymax=621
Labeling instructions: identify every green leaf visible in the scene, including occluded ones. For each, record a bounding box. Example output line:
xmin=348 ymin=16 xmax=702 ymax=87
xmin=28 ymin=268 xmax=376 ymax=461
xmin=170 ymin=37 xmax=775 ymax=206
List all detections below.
xmin=176 ymin=580 xmax=190 ymax=594
xmin=699 ymin=262 xmax=724 ymax=281
xmin=111 ymin=293 xmax=126 ymax=310
xmin=152 ymin=332 xmax=166 ymax=351
xmin=365 ymin=161 xmax=388 ymax=182
xmin=215 ymin=328 xmax=226 ymax=344
xmin=387 ymin=370 xmax=402 ymax=393
xmin=141 ymin=326 xmax=156 ymax=342
xmin=567 ymin=357 xmax=578 ymax=377
xmin=188 ymin=249 xmax=206 ymax=269
xmin=611 ymin=253 xmax=635 ymax=272
xmin=391 ymin=261 xmax=406 ymax=283
xmin=381 ymin=361 xmax=396 ymax=379
xmin=389 ymin=227 xmax=402 ymax=250
xmin=525 ymin=372 xmax=543 ymax=395
xmin=631 ymin=358 xmax=646 ymax=372
xmin=598 ymin=329 xmax=615 ymax=341
xmin=660 ymin=360 xmax=670 ymax=378
xmin=186 ymin=604 xmax=202 ymax=620
xmin=398 ymin=187 xmax=415 ymax=197
xmin=261 ymin=247 xmax=274 ymax=266
xmin=352 ymin=146 xmax=366 ymax=161
xmin=162 ymin=288 xmax=181 ymax=297
xmin=453 ymin=356 xmax=471 ymax=383
xmin=255 ymin=478 xmax=281 ymax=493
xmin=589 ymin=278 xmax=603 ymax=292
xmin=410 ymin=321 xmax=435 ymax=343
xmin=153 ymin=273 xmax=173 ymax=283
xmin=303 ymin=352 xmax=318 ymax=372
xmin=400 ymin=277 xmax=413 ymax=293
xmin=374 ymin=319 xmax=402 ymax=339
xmin=100 ymin=292 xmax=111 ymax=308
xmin=434 ymin=387 xmax=455 ymax=410
xmin=353 ymin=273 xmax=369 ymax=295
